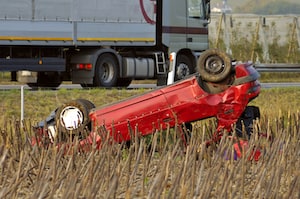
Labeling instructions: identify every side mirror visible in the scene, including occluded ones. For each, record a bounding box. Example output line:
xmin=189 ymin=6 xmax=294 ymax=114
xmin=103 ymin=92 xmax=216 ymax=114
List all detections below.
xmin=205 ymin=2 xmax=211 ymax=21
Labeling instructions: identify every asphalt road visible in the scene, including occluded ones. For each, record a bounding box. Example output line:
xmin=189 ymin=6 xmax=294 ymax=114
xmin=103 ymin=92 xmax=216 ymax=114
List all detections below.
xmin=0 ymin=82 xmax=299 ymax=90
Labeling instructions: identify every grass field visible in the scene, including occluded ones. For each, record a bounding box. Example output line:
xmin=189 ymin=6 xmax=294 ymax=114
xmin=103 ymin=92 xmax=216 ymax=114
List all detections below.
xmin=0 ymin=86 xmax=299 ymax=198
xmin=0 ymin=86 xmax=299 ymax=124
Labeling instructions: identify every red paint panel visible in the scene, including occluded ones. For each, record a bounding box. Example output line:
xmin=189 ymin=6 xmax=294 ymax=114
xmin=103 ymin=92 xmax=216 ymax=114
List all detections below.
xmin=88 ymin=63 xmax=260 ymax=145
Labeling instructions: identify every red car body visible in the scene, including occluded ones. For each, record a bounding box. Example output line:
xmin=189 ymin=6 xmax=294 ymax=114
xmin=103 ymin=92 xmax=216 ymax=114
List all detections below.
xmin=80 ymin=62 xmax=260 ymax=147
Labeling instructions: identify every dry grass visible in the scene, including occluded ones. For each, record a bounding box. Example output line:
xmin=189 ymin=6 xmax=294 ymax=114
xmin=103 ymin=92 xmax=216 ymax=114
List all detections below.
xmin=0 ymin=112 xmax=299 ymax=198
xmin=0 ymin=87 xmax=299 ymax=198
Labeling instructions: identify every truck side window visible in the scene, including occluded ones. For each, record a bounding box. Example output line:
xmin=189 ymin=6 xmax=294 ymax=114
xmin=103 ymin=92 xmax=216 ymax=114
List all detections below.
xmin=188 ymin=0 xmax=204 ymax=19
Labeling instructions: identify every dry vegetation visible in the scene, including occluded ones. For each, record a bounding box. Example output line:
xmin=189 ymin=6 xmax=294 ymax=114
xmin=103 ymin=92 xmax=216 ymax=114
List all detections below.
xmin=0 ymin=87 xmax=299 ymax=198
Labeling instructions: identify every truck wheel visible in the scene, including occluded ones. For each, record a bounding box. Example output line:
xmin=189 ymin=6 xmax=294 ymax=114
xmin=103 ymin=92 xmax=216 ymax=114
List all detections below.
xmin=197 ymin=49 xmax=232 ymax=83
xmin=94 ymin=54 xmax=119 ymax=87
xmin=55 ymin=99 xmax=95 ymax=141
xmin=80 ymin=83 xmax=94 ymax=88
xmin=117 ymin=78 xmax=132 ymax=87
xmin=27 ymin=72 xmax=62 ymax=89
xmin=175 ymin=55 xmax=194 ymax=81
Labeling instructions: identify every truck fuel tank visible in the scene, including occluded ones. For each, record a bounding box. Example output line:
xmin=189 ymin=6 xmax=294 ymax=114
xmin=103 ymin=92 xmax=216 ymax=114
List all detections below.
xmin=122 ymin=57 xmax=155 ymax=78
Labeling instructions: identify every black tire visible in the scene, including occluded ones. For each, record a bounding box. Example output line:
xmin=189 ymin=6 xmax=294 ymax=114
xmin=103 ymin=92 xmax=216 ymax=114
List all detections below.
xmin=55 ymin=99 xmax=95 ymax=141
xmin=94 ymin=54 xmax=119 ymax=87
xmin=197 ymin=49 xmax=232 ymax=83
xmin=76 ymin=99 xmax=96 ymax=111
xmin=117 ymin=78 xmax=132 ymax=87
xmin=235 ymin=106 xmax=260 ymax=138
xmin=80 ymin=83 xmax=94 ymax=88
xmin=27 ymin=72 xmax=62 ymax=89
xmin=251 ymin=106 xmax=261 ymax=119
xmin=175 ymin=55 xmax=194 ymax=81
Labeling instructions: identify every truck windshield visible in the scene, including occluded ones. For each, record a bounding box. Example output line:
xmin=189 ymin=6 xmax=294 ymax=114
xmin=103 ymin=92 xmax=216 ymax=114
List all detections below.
xmin=188 ymin=0 xmax=205 ymax=19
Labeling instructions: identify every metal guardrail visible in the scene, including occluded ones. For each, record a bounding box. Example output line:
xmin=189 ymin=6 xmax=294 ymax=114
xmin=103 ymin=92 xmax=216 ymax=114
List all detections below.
xmin=254 ymin=63 xmax=300 ymax=72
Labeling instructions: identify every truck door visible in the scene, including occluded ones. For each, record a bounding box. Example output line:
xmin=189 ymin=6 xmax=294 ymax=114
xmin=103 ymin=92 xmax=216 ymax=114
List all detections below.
xmin=186 ymin=0 xmax=209 ymax=51
xmin=162 ymin=0 xmax=209 ymax=55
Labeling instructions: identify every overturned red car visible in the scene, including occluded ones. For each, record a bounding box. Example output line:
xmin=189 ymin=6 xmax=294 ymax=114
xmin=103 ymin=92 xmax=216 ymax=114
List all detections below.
xmin=34 ymin=49 xmax=261 ymax=156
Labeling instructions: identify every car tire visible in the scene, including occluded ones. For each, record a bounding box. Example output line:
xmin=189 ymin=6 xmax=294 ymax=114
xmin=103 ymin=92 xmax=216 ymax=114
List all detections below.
xmin=197 ymin=49 xmax=232 ymax=83
xmin=55 ymin=99 xmax=95 ymax=141
xmin=235 ymin=106 xmax=260 ymax=138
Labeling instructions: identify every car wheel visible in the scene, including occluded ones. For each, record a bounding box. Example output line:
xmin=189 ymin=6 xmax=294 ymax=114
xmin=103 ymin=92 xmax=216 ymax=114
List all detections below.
xmin=198 ymin=49 xmax=232 ymax=83
xmin=235 ymin=106 xmax=260 ymax=138
xmin=55 ymin=99 xmax=95 ymax=141
xmin=94 ymin=54 xmax=119 ymax=87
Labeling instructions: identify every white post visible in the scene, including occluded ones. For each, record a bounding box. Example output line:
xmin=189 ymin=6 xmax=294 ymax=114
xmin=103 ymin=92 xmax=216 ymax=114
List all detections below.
xmin=21 ymin=85 xmax=24 ymax=123
xmin=167 ymin=52 xmax=176 ymax=85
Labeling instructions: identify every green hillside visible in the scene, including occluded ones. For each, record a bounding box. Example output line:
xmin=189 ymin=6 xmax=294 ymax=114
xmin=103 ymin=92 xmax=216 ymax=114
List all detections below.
xmin=212 ymin=0 xmax=300 ymax=14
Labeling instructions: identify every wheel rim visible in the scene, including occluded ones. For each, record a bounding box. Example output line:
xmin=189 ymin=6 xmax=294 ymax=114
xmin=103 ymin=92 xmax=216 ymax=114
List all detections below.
xmin=59 ymin=106 xmax=84 ymax=131
xmin=102 ymin=62 xmax=115 ymax=84
xmin=205 ymin=56 xmax=225 ymax=75
xmin=176 ymin=63 xmax=190 ymax=79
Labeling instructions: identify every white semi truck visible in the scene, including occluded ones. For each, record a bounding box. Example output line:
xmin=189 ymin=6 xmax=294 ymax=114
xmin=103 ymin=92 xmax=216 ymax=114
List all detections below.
xmin=0 ymin=0 xmax=211 ymax=88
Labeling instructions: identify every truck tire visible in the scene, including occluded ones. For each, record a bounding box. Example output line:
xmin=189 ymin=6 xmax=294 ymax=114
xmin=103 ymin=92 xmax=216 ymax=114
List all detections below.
xmin=117 ymin=78 xmax=132 ymax=87
xmin=175 ymin=55 xmax=194 ymax=81
xmin=197 ymin=49 xmax=232 ymax=83
xmin=80 ymin=83 xmax=94 ymax=88
xmin=27 ymin=72 xmax=62 ymax=89
xmin=55 ymin=99 xmax=95 ymax=141
xmin=94 ymin=54 xmax=119 ymax=87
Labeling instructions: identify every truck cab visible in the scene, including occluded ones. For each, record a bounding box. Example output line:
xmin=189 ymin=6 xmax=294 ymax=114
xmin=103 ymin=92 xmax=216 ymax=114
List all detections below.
xmin=161 ymin=0 xmax=211 ymax=82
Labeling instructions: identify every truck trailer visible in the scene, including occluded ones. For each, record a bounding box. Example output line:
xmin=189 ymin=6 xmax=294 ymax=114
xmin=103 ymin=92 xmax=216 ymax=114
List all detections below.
xmin=0 ymin=0 xmax=211 ymax=88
